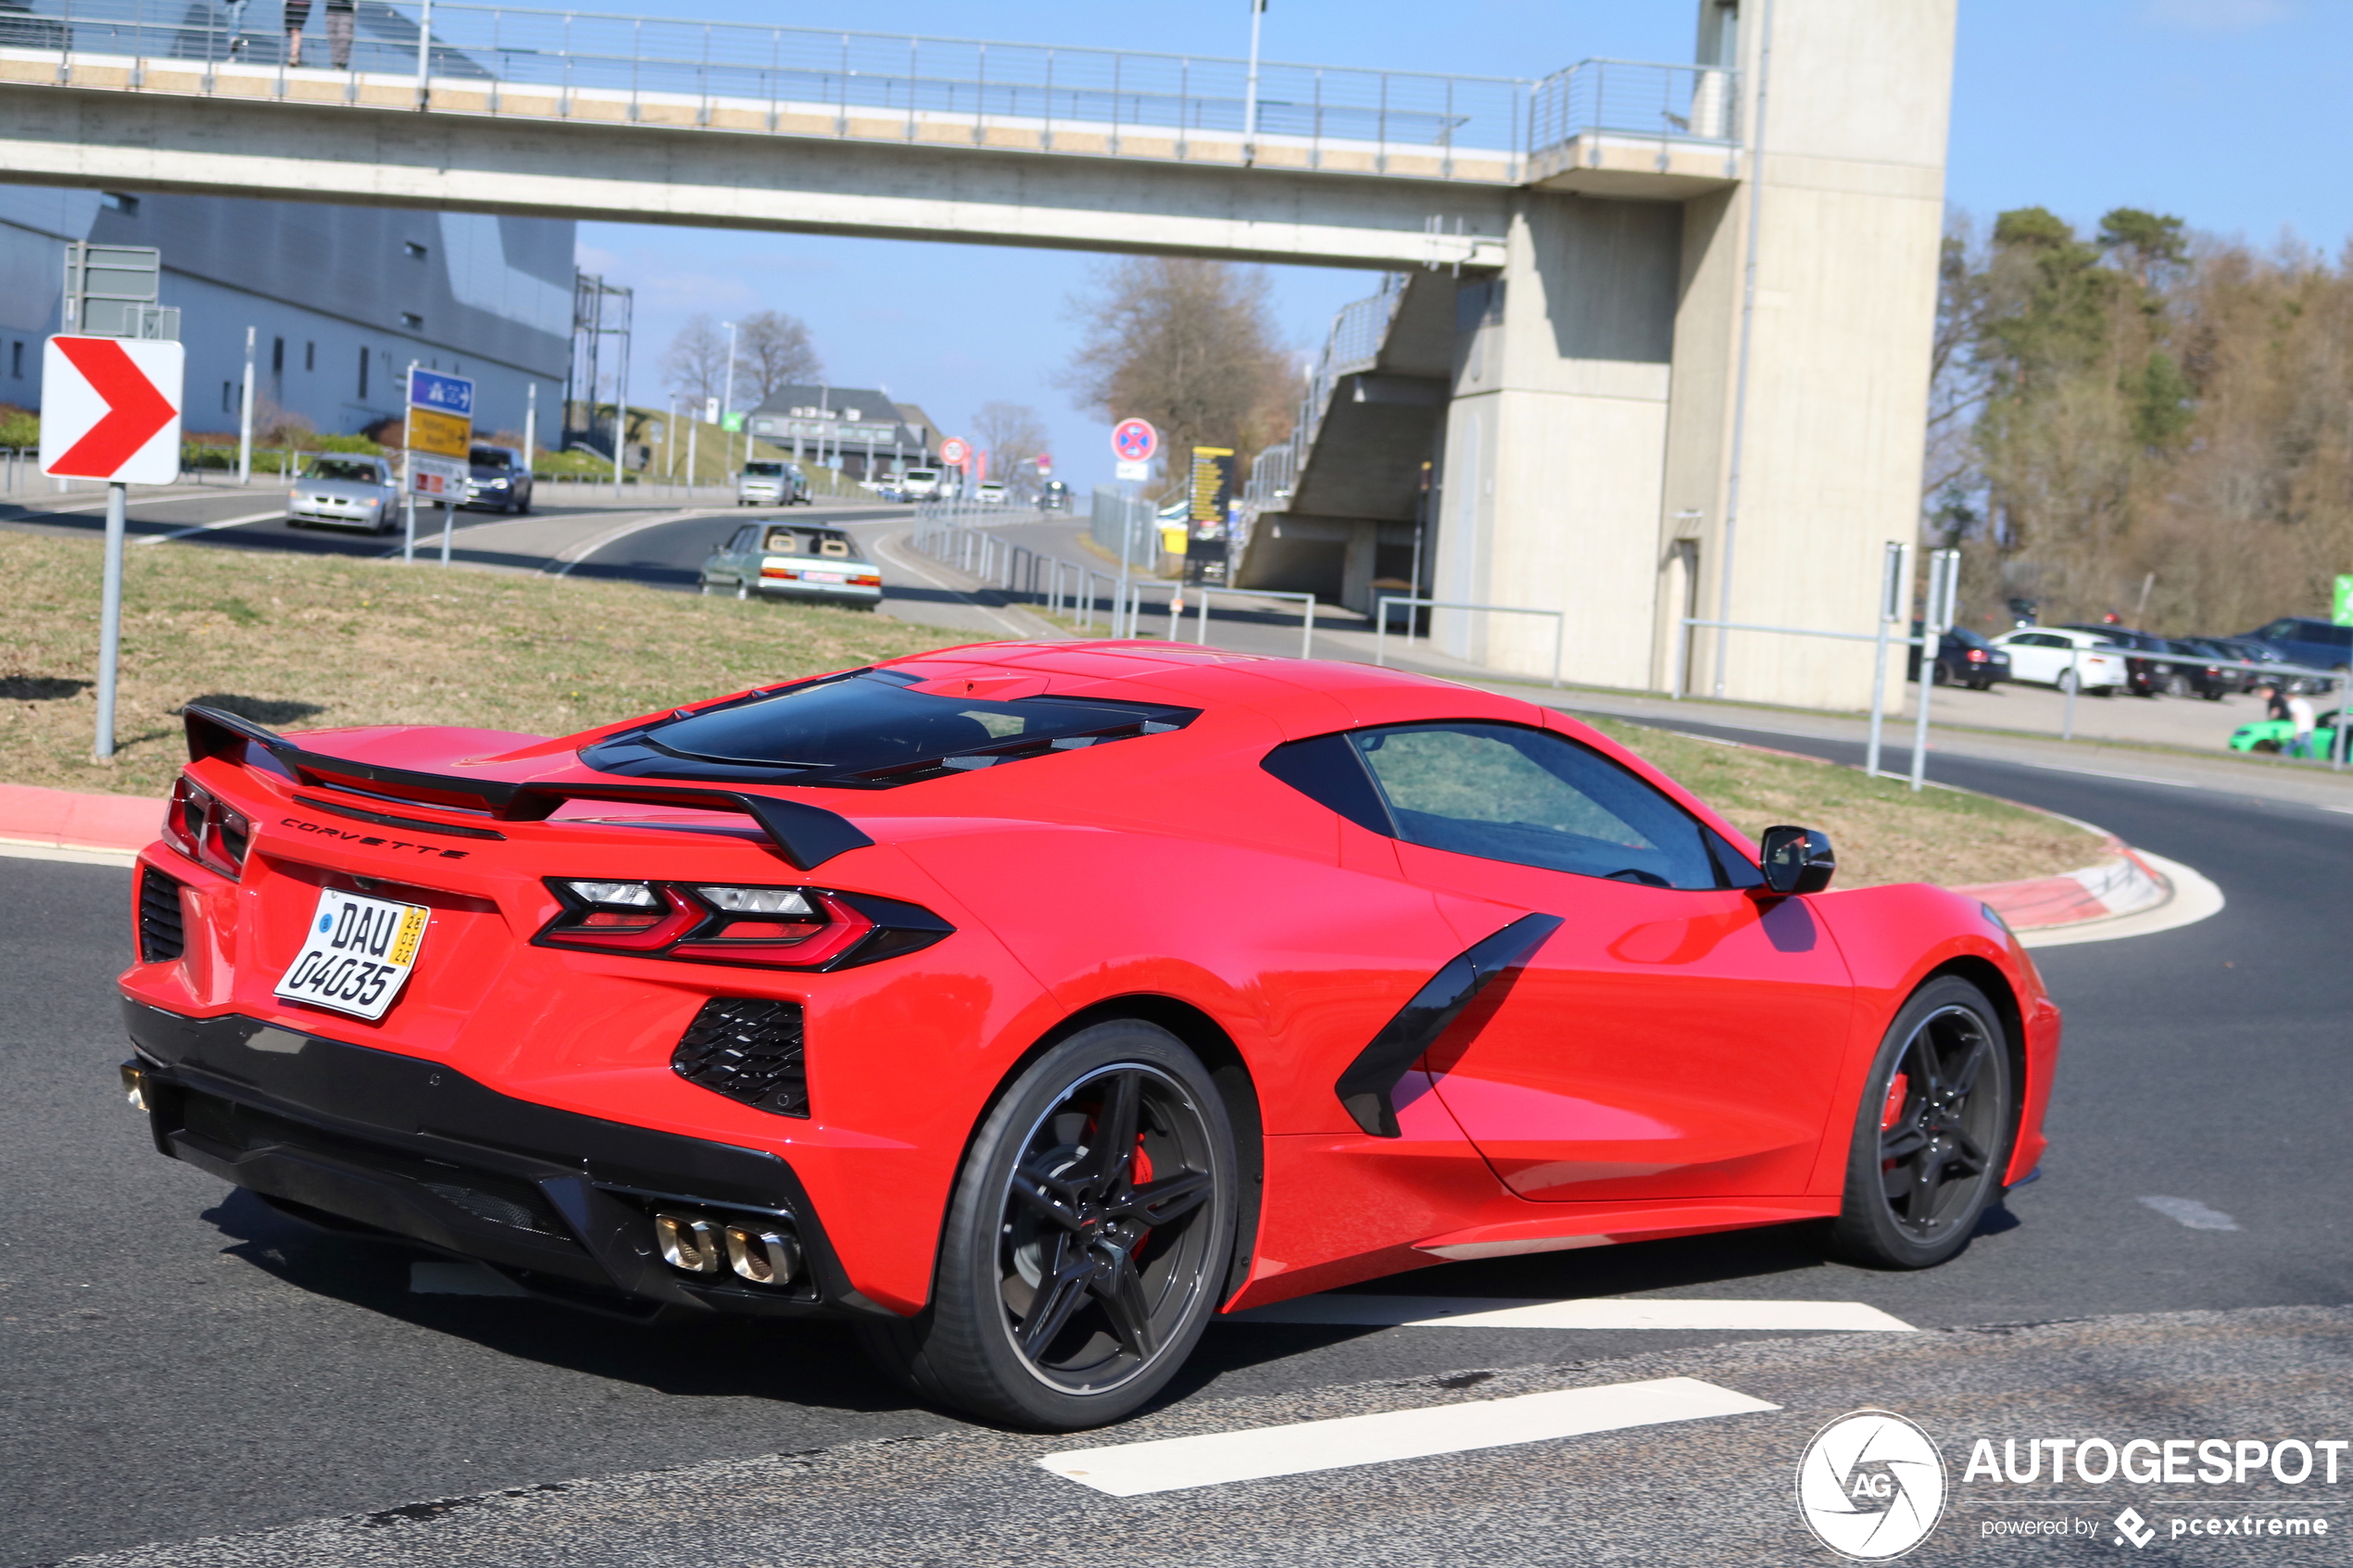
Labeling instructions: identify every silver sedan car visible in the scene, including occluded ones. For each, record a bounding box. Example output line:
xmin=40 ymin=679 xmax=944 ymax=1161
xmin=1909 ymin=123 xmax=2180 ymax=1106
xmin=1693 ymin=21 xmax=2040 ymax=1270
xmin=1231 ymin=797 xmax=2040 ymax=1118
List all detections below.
xmin=287 ymin=456 xmax=398 ymax=534
xmin=699 ymin=521 xmax=883 ymax=609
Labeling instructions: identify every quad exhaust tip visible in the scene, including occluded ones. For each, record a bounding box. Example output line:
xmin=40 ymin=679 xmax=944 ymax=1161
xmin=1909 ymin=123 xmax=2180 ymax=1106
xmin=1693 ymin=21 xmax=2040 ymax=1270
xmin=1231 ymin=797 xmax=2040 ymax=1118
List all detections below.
xmin=653 ymin=1210 xmax=799 ymax=1286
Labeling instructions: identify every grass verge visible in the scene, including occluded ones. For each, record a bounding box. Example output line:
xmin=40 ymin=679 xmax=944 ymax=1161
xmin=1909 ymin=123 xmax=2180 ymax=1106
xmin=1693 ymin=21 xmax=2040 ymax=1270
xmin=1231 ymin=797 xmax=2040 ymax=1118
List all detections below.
xmin=0 ymin=533 xmax=948 ymax=798
xmin=1586 ymin=716 xmax=2104 ymax=888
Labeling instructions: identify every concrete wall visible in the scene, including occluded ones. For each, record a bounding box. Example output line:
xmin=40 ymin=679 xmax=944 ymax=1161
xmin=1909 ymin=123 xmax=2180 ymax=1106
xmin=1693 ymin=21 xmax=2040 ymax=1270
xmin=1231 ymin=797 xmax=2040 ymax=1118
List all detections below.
xmin=1662 ymin=0 xmax=1952 ymax=707
xmin=1431 ymin=194 xmax=1680 ymax=688
xmin=1432 ymin=0 xmax=1952 ymax=708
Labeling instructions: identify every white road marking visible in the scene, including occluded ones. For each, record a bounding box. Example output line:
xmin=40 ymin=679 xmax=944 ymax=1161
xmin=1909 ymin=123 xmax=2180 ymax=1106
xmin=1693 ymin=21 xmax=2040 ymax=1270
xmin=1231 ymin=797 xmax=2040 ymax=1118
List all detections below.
xmin=1225 ymin=1295 xmax=1916 ymax=1333
xmin=1038 ymin=1376 xmax=1780 ymax=1496
xmin=134 ymin=508 xmax=288 ymax=545
xmin=0 ymin=836 xmax=138 ymax=868
xmin=409 ymin=1261 xmax=532 ymax=1296
xmin=2140 ymin=1196 xmax=2240 ymax=1231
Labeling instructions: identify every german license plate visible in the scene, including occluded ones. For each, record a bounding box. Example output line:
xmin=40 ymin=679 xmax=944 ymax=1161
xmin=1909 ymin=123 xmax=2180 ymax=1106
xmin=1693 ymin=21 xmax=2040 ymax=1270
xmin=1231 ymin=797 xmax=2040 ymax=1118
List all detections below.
xmin=273 ymin=888 xmax=430 ymax=1021
xmin=803 ymin=571 xmax=846 ymax=583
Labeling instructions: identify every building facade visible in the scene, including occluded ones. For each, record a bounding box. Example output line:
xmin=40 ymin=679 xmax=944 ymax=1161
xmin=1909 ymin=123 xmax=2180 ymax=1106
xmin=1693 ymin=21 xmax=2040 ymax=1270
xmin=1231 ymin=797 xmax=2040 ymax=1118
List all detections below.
xmin=0 ymin=184 xmax=571 ymax=442
xmin=748 ymin=385 xmax=937 ymax=482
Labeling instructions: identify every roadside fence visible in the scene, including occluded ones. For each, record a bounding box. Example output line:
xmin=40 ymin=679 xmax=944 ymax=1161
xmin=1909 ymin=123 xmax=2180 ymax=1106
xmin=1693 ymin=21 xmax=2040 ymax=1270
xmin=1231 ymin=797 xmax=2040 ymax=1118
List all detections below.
xmin=1375 ymin=596 xmax=1564 ymax=687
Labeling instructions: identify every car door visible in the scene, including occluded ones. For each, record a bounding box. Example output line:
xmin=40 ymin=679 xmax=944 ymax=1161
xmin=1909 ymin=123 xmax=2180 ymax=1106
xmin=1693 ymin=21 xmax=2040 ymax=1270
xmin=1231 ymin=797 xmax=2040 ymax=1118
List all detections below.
xmin=1345 ymin=721 xmax=1856 ymax=1202
xmin=2000 ymin=633 xmax=2057 ymax=684
xmin=718 ymin=524 xmax=758 ymax=584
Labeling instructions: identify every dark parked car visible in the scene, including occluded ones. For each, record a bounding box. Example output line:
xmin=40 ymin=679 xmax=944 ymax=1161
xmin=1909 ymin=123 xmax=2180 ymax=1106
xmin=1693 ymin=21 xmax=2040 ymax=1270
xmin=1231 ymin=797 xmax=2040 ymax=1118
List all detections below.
xmin=2238 ymin=617 xmax=2353 ymax=675
xmin=2158 ymin=640 xmax=2233 ymax=700
xmin=2177 ymin=637 xmax=2267 ymax=695
xmin=463 ymin=445 xmax=534 ymax=514
xmin=2059 ymin=624 xmax=2166 ymax=697
xmin=1908 ymin=623 xmax=2011 ymax=689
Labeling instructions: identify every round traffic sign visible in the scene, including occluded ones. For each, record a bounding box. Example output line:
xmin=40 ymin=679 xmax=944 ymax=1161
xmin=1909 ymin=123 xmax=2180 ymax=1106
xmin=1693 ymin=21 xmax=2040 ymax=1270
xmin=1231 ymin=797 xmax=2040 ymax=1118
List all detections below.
xmin=1111 ymin=419 xmax=1158 ymax=463
xmin=938 ymin=436 xmax=971 ymax=466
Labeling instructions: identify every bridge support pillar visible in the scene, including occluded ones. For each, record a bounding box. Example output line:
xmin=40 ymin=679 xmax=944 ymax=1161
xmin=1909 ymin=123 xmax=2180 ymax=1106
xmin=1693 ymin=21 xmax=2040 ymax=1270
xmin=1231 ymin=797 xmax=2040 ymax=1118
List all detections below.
xmin=1432 ymin=0 xmax=1957 ymax=710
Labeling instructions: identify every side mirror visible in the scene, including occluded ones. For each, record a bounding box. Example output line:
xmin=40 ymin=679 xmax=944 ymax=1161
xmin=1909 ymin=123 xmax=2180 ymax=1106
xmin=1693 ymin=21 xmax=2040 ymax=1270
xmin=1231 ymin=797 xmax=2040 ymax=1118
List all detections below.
xmin=1758 ymin=825 xmax=1836 ymax=896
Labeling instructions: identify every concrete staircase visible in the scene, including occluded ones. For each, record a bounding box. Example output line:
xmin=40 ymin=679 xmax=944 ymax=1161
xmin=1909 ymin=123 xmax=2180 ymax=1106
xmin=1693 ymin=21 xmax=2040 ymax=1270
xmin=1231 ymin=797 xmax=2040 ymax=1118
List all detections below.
xmin=1235 ymin=269 xmax=1454 ymax=613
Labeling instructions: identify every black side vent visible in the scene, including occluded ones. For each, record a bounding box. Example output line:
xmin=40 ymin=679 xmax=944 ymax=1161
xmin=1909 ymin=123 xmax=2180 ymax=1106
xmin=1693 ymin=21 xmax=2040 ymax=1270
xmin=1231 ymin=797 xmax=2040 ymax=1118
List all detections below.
xmin=673 ymin=998 xmax=808 ymax=1118
xmin=138 ymin=867 xmax=187 ymax=962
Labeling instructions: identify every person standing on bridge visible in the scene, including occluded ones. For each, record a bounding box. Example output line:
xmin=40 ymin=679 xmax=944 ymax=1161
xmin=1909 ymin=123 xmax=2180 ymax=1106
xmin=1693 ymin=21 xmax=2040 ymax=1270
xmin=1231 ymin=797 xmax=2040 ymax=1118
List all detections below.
xmin=280 ymin=0 xmax=311 ymax=64
xmin=325 ymin=0 xmax=355 ymax=69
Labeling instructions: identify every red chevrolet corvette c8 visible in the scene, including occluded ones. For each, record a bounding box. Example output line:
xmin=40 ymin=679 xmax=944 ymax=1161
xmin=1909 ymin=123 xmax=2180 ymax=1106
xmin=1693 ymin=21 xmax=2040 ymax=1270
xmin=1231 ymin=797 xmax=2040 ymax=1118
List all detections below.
xmin=116 ymin=640 xmax=2057 ymax=1429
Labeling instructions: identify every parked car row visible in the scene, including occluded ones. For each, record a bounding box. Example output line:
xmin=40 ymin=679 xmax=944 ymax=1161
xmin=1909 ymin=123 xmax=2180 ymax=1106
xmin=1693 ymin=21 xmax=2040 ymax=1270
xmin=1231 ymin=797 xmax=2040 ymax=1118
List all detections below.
xmin=1931 ymin=616 xmax=2349 ymax=702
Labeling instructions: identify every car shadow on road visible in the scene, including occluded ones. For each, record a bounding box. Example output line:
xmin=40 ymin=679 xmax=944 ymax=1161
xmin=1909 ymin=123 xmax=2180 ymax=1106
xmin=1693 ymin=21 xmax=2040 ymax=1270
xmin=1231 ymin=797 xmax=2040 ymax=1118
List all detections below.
xmin=198 ymin=1190 xmax=929 ymax=1418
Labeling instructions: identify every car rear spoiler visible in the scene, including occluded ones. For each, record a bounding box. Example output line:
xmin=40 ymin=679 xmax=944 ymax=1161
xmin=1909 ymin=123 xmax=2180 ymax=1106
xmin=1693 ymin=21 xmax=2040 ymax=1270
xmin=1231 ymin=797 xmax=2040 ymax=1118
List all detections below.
xmin=182 ymin=702 xmax=875 ymax=872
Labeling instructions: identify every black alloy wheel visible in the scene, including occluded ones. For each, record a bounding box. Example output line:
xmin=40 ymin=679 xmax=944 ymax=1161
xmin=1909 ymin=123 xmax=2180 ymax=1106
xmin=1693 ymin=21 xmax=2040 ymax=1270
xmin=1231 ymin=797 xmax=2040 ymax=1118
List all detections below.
xmin=857 ymin=1021 xmax=1237 ymax=1429
xmin=1830 ymin=976 xmax=2015 ymax=1269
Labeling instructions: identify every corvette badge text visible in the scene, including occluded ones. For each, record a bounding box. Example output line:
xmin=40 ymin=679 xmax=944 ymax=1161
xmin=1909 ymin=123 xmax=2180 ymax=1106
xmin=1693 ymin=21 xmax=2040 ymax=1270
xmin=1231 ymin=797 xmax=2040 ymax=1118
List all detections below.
xmin=282 ymin=816 xmax=471 ymax=859
xmin=1797 ymin=1410 xmax=2345 ymax=1558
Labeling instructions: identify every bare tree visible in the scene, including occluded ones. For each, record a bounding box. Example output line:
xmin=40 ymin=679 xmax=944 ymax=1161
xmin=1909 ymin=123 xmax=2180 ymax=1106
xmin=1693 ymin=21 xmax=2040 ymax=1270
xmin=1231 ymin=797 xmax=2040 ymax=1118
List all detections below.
xmin=971 ymin=400 xmax=1049 ymax=483
xmin=661 ymin=314 xmax=733 ymax=412
xmin=1059 ymin=257 xmax=1293 ymax=481
xmin=736 ymin=310 xmax=824 ymax=405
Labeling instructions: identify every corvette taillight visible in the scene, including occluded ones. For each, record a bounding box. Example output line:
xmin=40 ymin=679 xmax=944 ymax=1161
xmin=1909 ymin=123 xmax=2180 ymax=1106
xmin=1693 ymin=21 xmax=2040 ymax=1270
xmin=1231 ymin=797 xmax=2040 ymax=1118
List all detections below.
xmin=535 ymin=880 xmax=948 ymax=972
xmin=166 ymin=775 xmax=253 ymax=879
xmin=1966 ymin=648 xmax=1987 ymax=662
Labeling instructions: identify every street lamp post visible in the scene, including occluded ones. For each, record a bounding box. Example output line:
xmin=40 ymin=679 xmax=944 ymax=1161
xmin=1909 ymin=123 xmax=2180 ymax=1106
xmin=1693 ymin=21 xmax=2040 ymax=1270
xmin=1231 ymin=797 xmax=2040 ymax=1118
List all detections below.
xmin=1242 ymin=0 xmax=1265 ymax=162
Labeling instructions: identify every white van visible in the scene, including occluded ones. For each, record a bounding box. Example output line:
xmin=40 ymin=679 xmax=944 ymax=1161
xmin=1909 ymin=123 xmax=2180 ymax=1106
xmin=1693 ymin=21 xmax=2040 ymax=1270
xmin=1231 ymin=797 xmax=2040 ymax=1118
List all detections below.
xmin=900 ymin=468 xmax=944 ymax=501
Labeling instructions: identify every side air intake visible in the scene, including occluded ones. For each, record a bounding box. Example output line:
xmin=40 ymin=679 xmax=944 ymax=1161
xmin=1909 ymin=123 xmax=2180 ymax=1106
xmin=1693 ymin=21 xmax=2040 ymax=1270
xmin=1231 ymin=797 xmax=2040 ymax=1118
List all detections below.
xmin=673 ymin=997 xmax=808 ymax=1118
xmin=138 ymin=867 xmax=187 ymax=962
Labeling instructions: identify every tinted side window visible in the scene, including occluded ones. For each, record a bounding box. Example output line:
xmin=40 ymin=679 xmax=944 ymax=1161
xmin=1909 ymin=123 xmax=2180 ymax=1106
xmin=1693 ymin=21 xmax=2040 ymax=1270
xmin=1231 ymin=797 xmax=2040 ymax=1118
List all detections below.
xmin=1261 ymin=734 xmax=1393 ymax=836
xmin=1349 ymin=722 xmax=1721 ymax=889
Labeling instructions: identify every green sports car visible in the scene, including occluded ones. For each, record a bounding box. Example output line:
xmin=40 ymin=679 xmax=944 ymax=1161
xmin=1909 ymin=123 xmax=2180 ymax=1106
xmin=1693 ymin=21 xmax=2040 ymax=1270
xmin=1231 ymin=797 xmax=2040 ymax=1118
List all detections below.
xmin=2229 ymin=710 xmax=2342 ymax=755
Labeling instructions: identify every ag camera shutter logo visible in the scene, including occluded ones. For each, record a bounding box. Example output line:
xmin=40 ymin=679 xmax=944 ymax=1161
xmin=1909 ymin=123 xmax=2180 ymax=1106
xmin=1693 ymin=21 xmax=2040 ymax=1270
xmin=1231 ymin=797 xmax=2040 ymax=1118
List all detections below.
xmin=1795 ymin=1409 xmax=1947 ymax=1560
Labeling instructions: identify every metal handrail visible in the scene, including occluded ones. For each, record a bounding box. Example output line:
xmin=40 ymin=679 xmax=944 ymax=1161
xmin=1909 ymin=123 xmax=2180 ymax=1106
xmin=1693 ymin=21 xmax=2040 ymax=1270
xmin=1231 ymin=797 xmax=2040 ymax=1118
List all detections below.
xmin=1188 ymin=586 xmax=1316 ymax=661
xmin=1376 ymin=596 xmax=1563 ymax=687
xmin=9 ymin=0 xmax=1550 ymax=174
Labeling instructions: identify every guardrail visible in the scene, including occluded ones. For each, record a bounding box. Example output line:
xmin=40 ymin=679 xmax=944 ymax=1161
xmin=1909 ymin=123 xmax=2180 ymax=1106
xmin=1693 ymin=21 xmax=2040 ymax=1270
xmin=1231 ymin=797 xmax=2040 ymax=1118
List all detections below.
xmin=1376 ymin=596 xmax=1563 ymax=687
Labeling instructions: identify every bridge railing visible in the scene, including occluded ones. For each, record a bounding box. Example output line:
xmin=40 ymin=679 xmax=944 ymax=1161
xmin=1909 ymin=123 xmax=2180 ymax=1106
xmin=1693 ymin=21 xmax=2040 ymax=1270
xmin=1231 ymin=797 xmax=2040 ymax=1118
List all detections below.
xmin=1528 ymin=58 xmax=1742 ymax=152
xmin=11 ymin=0 xmax=1540 ymax=176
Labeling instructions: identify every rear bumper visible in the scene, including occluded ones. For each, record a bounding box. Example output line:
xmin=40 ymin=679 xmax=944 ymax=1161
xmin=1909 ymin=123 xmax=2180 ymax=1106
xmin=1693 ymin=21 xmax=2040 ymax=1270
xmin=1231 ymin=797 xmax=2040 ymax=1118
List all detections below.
xmin=757 ymin=581 xmax=883 ymax=606
xmin=123 ymin=1001 xmax=892 ymax=1322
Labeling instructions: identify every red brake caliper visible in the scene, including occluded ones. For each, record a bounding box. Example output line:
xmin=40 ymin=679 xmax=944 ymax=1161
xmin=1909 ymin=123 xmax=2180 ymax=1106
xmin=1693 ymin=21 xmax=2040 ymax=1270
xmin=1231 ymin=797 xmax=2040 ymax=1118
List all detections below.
xmin=1880 ymin=1072 xmax=1910 ymax=1134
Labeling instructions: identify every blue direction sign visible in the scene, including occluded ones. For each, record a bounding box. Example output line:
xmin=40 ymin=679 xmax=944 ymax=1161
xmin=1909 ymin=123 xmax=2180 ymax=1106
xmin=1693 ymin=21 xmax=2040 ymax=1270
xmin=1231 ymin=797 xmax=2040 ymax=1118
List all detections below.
xmin=408 ymin=368 xmax=474 ymax=418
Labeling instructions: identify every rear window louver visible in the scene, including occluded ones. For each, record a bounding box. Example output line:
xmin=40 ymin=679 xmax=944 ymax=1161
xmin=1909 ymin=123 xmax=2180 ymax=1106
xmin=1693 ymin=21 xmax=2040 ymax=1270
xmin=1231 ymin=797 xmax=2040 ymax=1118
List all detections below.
xmin=579 ymin=669 xmax=1199 ymax=790
xmin=179 ymin=704 xmax=875 ymax=872
xmin=138 ymin=867 xmax=187 ymax=962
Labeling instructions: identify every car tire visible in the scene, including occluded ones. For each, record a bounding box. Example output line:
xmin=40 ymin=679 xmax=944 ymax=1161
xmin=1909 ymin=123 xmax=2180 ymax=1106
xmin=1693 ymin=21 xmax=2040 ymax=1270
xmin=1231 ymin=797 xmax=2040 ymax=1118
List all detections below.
xmin=2253 ymin=739 xmax=2282 ymax=754
xmin=1827 ymin=975 xmax=2016 ymax=1271
xmin=2056 ymin=669 xmax=2079 ymax=695
xmin=1929 ymin=662 xmax=1949 ymax=687
xmin=855 ymin=1020 xmax=1239 ymax=1431
xmin=735 ymin=581 xmax=750 ymax=601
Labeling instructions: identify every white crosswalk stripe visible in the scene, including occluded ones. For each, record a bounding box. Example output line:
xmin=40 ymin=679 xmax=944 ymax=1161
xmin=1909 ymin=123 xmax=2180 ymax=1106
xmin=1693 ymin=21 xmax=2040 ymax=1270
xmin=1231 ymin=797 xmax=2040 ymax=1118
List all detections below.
xmin=1224 ymin=1294 xmax=1917 ymax=1333
xmin=1038 ymin=1376 xmax=1780 ymax=1496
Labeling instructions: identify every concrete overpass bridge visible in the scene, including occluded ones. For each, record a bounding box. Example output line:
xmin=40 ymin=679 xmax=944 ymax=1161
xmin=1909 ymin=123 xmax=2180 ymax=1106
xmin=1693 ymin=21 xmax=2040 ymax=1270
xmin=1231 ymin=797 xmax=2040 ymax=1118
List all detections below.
xmin=0 ymin=0 xmax=1954 ymax=708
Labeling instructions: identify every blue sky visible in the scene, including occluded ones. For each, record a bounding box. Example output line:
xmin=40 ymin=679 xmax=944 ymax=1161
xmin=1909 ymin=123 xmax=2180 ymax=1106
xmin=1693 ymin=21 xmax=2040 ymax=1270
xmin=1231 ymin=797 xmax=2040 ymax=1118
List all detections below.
xmin=578 ymin=0 xmax=2353 ymax=487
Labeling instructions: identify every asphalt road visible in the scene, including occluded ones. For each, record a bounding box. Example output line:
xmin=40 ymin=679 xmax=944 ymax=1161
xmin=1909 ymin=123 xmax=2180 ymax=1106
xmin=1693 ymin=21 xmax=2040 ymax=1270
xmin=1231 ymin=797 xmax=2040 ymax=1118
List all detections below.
xmin=5 ymin=731 xmax=2350 ymax=1564
xmin=0 ymin=487 xmax=1044 ymax=642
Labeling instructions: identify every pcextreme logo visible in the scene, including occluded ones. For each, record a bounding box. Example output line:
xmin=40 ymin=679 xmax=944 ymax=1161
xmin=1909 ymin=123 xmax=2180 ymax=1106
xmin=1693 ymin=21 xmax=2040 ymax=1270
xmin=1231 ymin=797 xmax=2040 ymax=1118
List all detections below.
xmin=1796 ymin=1409 xmax=1948 ymax=1561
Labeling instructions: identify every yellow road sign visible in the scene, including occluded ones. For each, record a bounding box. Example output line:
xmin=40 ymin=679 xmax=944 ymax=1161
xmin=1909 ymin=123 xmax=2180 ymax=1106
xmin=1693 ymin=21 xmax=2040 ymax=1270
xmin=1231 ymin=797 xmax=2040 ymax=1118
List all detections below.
xmin=407 ymin=406 xmax=471 ymax=460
